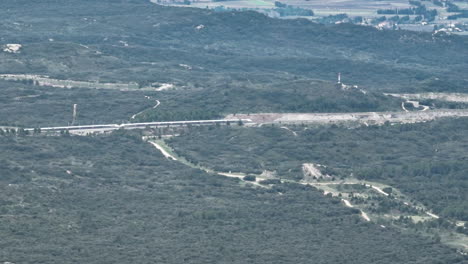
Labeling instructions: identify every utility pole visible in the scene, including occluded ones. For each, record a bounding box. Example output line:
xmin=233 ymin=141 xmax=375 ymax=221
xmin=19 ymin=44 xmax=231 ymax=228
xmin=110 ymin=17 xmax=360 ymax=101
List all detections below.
xmin=72 ymin=104 xmax=77 ymax=125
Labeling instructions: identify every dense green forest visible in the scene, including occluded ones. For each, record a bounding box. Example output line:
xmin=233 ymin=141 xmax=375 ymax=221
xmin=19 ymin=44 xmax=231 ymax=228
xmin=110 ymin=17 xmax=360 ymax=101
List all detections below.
xmin=1 ymin=0 xmax=465 ymax=93
xmin=133 ymin=80 xmax=401 ymax=122
xmin=1 ymin=0 xmax=468 ymax=124
xmin=168 ymin=118 xmax=468 ymax=221
xmin=0 ymin=1 xmax=463 ymax=123
xmin=0 ymin=78 xmax=401 ymax=127
xmin=0 ymin=80 xmax=155 ymax=127
xmin=0 ymin=133 xmax=465 ymax=263
xmin=1 ymin=0 xmax=468 ymax=261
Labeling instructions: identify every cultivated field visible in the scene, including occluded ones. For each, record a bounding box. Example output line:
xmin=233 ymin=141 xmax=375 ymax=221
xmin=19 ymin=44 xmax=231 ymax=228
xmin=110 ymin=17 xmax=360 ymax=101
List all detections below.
xmin=155 ymin=0 xmax=465 ymax=33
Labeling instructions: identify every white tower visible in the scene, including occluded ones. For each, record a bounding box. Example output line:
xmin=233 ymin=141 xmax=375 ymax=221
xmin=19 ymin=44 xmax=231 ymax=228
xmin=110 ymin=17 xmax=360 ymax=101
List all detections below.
xmin=337 ymin=72 xmax=341 ymax=84
xmin=72 ymin=104 xmax=77 ymax=125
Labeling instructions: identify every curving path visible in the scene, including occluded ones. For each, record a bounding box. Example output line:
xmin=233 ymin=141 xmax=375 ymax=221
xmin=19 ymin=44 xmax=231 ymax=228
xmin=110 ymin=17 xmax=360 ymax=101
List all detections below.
xmin=131 ymin=97 xmax=160 ymax=119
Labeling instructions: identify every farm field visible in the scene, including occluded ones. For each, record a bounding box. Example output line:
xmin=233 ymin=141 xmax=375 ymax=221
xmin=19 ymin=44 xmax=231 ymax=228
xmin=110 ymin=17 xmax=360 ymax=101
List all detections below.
xmin=155 ymin=0 xmax=467 ymax=33
xmin=165 ymin=0 xmax=411 ymax=11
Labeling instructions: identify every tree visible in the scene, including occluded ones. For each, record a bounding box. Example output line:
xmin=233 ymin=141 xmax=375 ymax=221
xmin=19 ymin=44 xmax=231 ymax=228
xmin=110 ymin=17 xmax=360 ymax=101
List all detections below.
xmin=274 ymin=1 xmax=286 ymax=8
xmin=383 ymin=187 xmax=393 ymax=194
xmin=243 ymin=175 xmax=256 ymax=181
xmin=17 ymin=128 xmax=28 ymax=137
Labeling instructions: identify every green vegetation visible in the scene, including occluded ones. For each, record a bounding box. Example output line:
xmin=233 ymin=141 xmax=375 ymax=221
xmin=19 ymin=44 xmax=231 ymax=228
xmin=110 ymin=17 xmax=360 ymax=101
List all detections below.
xmin=418 ymin=98 xmax=468 ymax=110
xmin=1 ymin=4 xmax=467 ymax=89
xmin=0 ymin=77 xmax=402 ymax=126
xmin=0 ymin=80 xmax=155 ymax=127
xmin=0 ymin=133 xmax=465 ymax=263
xmin=377 ymin=3 xmax=438 ymax=22
xmin=213 ymin=3 xmax=314 ymax=17
xmin=0 ymin=0 xmax=467 ymax=125
xmin=273 ymin=1 xmax=315 ymax=16
xmin=134 ymin=80 xmax=401 ymax=122
xmin=168 ymin=118 xmax=468 ymax=221
xmin=1 ymin=0 xmax=468 ymax=261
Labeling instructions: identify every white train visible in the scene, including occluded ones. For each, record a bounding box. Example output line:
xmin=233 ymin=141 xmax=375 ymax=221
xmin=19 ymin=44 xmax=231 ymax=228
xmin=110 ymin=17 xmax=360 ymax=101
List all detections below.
xmin=28 ymin=119 xmax=253 ymax=132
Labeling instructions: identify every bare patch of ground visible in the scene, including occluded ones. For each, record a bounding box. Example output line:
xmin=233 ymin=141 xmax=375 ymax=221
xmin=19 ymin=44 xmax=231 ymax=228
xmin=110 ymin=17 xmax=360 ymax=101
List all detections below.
xmin=387 ymin=93 xmax=468 ymax=103
xmin=3 ymin=44 xmax=22 ymax=53
xmin=302 ymin=174 xmax=468 ymax=252
xmin=342 ymin=199 xmax=353 ymax=208
xmin=147 ymin=139 xmax=270 ymax=188
xmin=147 ymin=137 xmax=468 ymax=252
xmin=0 ymin=74 xmax=171 ymax=91
xmin=302 ymin=163 xmax=330 ymax=181
xmin=280 ymin=126 xmax=298 ymax=136
xmin=360 ymin=210 xmax=371 ymax=221
xmin=227 ymin=110 xmax=468 ymax=126
xmin=148 ymin=141 xmax=177 ymax=160
xmin=401 ymin=100 xmax=430 ymax=112
xmin=131 ymin=98 xmax=160 ymax=119
xmin=13 ymin=94 xmax=41 ymax=100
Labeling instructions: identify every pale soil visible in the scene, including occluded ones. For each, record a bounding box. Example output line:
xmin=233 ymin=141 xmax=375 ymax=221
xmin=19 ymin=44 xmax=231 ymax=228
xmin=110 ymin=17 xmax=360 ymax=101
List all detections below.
xmin=361 ymin=211 xmax=371 ymax=221
xmin=401 ymin=100 xmax=430 ymax=112
xmin=148 ymin=140 xmax=269 ymax=188
xmin=153 ymin=83 xmax=175 ymax=91
xmin=3 ymin=44 xmax=22 ymax=53
xmin=227 ymin=109 xmax=468 ymax=125
xmin=0 ymin=74 xmax=158 ymax=91
xmin=280 ymin=126 xmax=298 ymax=136
xmin=303 ymin=178 xmax=448 ymax=225
xmin=217 ymin=172 xmax=266 ymax=188
xmin=147 ymin=138 xmax=468 ymax=251
xmin=302 ymin=163 xmax=330 ymax=181
xmin=131 ymin=98 xmax=160 ymax=119
xmin=342 ymin=198 xmax=372 ymax=222
xmin=342 ymin=199 xmax=354 ymax=208
xmin=13 ymin=94 xmax=41 ymax=100
xmin=364 ymin=184 xmax=389 ymax=196
xmin=302 ymin=163 xmax=322 ymax=177
xmin=426 ymin=212 xmax=440 ymax=219
xmin=387 ymin=93 xmax=468 ymax=103
xmin=148 ymin=141 xmax=177 ymax=160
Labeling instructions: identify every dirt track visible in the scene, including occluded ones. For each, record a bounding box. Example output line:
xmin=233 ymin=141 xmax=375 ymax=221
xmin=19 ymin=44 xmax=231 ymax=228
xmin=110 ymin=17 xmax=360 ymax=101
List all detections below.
xmin=228 ymin=109 xmax=468 ymax=125
xmin=386 ymin=93 xmax=468 ymax=103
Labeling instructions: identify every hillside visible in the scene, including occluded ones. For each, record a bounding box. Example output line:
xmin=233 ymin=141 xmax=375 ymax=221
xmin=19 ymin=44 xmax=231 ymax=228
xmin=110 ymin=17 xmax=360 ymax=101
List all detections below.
xmin=1 ymin=0 xmax=468 ymax=125
xmin=1 ymin=0 xmax=468 ymax=262
xmin=0 ymin=132 xmax=465 ymax=263
xmin=2 ymin=0 xmax=467 ymax=90
xmin=168 ymin=118 xmax=468 ymax=221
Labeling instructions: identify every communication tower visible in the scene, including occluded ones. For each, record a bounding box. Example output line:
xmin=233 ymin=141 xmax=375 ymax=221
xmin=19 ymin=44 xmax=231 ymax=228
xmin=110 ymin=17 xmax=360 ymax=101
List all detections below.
xmin=72 ymin=104 xmax=77 ymax=125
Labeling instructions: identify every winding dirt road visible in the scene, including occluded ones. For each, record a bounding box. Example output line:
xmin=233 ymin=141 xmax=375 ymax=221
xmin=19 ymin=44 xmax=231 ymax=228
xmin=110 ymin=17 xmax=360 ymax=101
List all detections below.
xmin=131 ymin=98 xmax=160 ymax=119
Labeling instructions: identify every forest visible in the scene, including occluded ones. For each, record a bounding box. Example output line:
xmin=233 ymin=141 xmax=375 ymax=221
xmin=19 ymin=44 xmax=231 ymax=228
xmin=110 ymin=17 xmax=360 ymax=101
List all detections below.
xmin=1 ymin=0 xmax=468 ymax=262
xmin=168 ymin=118 xmax=468 ymax=221
xmin=133 ymin=80 xmax=402 ymax=122
xmin=1 ymin=0 xmax=467 ymax=91
xmin=0 ymin=78 xmax=402 ymax=127
xmin=0 ymin=80 xmax=155 ymax=127
xmin=1 ymin=0 xmax=467 ymax=126
xmin=0 ymin=132 xmax=465 ymax=263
